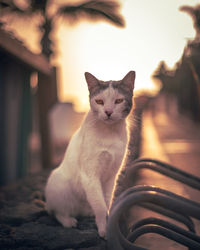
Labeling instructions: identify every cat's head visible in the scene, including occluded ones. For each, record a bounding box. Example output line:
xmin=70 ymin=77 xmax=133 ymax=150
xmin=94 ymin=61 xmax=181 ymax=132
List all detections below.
xmin=85 ymin=71 xmax=135 ymax=124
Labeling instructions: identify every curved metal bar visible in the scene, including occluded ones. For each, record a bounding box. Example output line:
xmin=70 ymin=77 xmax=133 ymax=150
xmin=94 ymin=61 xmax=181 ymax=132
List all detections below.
xmin=127 ymin=225 xmax=200 ymax=249
xmin=111 ymin=185 xmax=200 ymax=212
xmin=121 ymin=187 xmax=200 ymax=219
xmin=142 ymin=203 xmax=195 ymax=232
xmin=111 ymin=185 xmax=196 ymax=233
xmin=107 ymin=187 xmax=200 ymax=249
xmin=109 ymin=158 xmax=200 ymax=249
xmin=131 ymin=158 xmax=200 ymax=190
xmin=134 ymin=158 xmax=199 ymax=182
xmin=128 ymin=217 xmax=200 ymax=243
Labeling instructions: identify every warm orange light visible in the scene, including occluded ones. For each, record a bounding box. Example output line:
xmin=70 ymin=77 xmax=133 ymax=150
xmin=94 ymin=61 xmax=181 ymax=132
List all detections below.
xmin=57 ymin=0 xmax=199 ymax=112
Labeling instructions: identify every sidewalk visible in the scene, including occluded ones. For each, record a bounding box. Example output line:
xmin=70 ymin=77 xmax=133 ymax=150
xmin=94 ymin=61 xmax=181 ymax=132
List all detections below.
xmin=133 ymin=97 xmax=200 ymax=249
xmin=141 ymin=98 xmax=200 ymax=203
xmin=152 ymin=109 xmax=200 ymax=179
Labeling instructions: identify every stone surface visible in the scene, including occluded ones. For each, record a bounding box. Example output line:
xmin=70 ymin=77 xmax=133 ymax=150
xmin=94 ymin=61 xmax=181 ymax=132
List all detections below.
xmin=0 ymin=171 xmax=106 ymax=250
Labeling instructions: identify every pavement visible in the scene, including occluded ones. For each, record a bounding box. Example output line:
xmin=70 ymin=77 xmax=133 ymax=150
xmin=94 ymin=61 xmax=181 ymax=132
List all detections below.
xmin=141 ymin=96 xmax=200 ymax=200
xmin=133 ymin=95 xmax=200 ymax=249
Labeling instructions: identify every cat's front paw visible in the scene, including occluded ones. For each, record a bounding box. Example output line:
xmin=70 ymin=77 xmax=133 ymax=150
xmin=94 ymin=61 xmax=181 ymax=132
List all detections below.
xmin=97 ymin=220 xmax=107 ymax=239
xmin=98 ymin=227 xmax=106 ymax=239
xmin=56 ymin=215 xmax=77 ymax=228
xmin=65 ymin=217 xmax=77 ymax=228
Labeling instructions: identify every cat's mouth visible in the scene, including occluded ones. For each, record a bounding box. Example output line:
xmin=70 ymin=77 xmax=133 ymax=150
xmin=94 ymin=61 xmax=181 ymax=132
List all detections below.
xmin=104 ymin=117 xmax=116 ymax=124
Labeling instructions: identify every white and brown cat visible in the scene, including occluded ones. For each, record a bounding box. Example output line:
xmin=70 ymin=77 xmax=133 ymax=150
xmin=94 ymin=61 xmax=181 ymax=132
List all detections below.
xmin=45 ymin=71 xmax=135 ymax=238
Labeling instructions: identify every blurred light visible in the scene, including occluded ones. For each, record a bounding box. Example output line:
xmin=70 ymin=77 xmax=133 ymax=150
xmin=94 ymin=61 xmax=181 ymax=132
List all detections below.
xmin=30 ymin=72 xmax=38 ymax=94
xmin=164 ymin=140 xmax=200 ymax=154
xmin=57 ymin=0 xmax=199 ymax=112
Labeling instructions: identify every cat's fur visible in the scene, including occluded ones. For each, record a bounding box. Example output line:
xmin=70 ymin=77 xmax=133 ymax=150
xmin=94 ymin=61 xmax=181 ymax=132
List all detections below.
xmin=45 ymin=71 xmax=135 ymax=238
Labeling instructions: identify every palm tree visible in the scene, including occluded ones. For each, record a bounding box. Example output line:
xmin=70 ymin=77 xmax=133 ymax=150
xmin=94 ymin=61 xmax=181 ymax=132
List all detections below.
xmin=0 ymin=0 xmax=125 ymax=59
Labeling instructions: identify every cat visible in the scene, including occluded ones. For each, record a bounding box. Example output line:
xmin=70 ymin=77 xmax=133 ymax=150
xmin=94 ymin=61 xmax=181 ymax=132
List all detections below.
xmin=45 ymin=70 xmax=135 ymax=238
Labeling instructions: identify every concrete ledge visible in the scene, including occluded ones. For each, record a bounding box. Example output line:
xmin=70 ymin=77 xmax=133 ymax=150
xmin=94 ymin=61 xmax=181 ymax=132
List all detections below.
xmin=0 ymin=171 xmax=106 ymax=250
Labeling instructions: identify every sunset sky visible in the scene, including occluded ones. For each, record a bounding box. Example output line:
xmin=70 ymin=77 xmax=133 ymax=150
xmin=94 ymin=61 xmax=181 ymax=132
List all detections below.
xmin=55 ymin=0 xmax=199 ymax=111
xmin=3 ymin=0 xmax=199 ymax=112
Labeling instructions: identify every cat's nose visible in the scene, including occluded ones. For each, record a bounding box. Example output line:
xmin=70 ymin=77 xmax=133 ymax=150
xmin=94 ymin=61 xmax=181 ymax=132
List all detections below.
xmin=105 ymin=110 xmax=113 ymax=118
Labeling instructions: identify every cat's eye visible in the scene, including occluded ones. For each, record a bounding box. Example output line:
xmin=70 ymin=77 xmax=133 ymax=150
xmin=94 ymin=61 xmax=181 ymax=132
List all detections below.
xmin=95 ymin=99 xmax=104 ymax=105
xmin=115 ymin=98 xmax=124 ymax=104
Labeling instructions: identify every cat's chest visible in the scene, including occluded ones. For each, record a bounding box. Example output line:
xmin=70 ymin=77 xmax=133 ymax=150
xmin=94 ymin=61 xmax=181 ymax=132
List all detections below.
xmin=78 ymin=119 xmax=127 ymax=175
xmin=85 ymin=129 xmax=127 ymax=170
xmin=87 ymin=127 xmax=126 ymax=152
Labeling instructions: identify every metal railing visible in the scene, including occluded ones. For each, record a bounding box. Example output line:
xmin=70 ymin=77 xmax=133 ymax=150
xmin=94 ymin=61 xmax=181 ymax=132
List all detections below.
xmin=107 ymin=159 xmax=200 ymax=250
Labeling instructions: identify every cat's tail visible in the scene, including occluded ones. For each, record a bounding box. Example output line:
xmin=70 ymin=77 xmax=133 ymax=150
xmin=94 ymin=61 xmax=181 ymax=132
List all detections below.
xmin=126 ymin=95 xmax=149 ymax=164
xmin=112 ymin=95 xmax=149 ymax=202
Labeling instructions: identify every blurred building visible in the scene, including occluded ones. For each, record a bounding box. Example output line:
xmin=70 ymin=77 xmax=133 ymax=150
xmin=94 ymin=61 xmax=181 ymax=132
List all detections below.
xmin=0 ymin=27 xmax=57 ymax=185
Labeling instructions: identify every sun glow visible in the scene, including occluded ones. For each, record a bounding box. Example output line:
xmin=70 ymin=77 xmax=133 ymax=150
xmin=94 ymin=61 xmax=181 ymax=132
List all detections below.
xmin=57 ymin=0 xmax=199 ymax=112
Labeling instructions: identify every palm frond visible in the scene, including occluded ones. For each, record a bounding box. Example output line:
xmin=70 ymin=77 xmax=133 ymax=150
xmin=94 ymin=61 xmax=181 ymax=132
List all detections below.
xmin=180 ymin=5 xmax=196 ymax=17
xmin=57 ymin=0 xmax=125 ymax=27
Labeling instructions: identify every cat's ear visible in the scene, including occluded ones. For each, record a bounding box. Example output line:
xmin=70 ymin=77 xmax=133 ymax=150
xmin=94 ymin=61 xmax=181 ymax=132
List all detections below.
xmin=122 ymin=71 xmax=135 ymax=90
xmin=85 ymin=72 xmax=99 ymax=92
